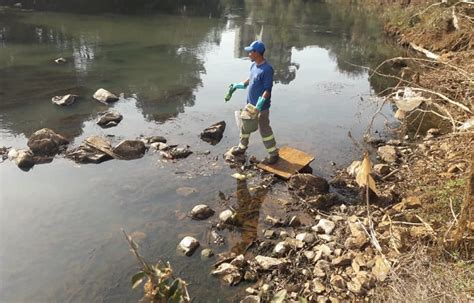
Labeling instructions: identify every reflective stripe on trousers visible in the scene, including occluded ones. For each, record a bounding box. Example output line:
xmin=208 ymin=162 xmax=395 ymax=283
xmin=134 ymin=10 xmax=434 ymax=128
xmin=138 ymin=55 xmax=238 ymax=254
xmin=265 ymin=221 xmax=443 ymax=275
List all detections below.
xmin=239 ymin=109 xmax=277 ymax=155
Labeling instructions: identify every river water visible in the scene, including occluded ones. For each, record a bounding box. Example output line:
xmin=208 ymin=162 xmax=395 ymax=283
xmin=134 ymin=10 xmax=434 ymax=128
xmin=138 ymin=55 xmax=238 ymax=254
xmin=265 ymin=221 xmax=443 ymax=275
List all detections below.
xmin=0 ymin=1 xmax=403 ymax=302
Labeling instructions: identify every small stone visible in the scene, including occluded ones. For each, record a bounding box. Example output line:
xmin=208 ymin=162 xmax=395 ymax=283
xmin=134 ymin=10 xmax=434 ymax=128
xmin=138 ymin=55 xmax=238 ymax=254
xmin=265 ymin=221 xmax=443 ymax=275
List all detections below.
xmin=146 ymin=136 xmax=167 ymax=144
xmin=201 ymin=248 xmax=214 ymax=258
xmin=211 ymin=263 xmax=241 ymax=286
xmin=374 ymin=164 xmax=390 ymax=176
xmin=200 ymin=121 xmax=226 ymax=145
xmin=150 ymin=142 xmax=169 ymax=151
xmin=240 ymin=295 xmax=260 ymax=303
xmin=331 ymin=253 xmax=353 ymax=266
xmin=9 ymin=149 xmax=34 ymax=171
xmin=264 ymin=215 xmax=282 ymax=226
xmin=244 ymin=270 xmax=257 ymax=282
xmin=313 ymin=266 xmax=326 ymax=278
xmin=93 ymin=88 xmax=119 ymax=104
xmin=273 ymin=242 xmax=288 ymax=256
xmin=51 ymin=94 xmax=78 ymax=106
xmin=346 ymin=160 xmax=362 ymax=177
xmin=312 ymin=219 xmax=336 ymax=235
xmin=177 ymin=236 xmax=199 ymax=256
xmin=330 ymin=275 xmax=346 ymax=291
xmin=190 ymin=204 xmax=214 ymax=220
xmin=279 ymin=231 xmax=289 ymax=239
xmin=334 ymin=248 xmax=342 ymax=256
xmin=318 ymin=234 xmax=333 ymax=242
xmin=340 ymin=204 xmax=347 ymax=213
xmin=113 ymin=140 xmax=146 ymax=160
xmin=314 ymin=244 xmax=332 ymax=257
xmin=377 ymin=145 xmax=398 ymax=163
xmin=285 ymin=238 xmax=305 ymax=249
xmin=246 ymin=287 xmax=258 ymax=295
xmin=230 ymin=254 xmax=246 ymax=268
xmin=313 ymin=280 xmax=326 ymax=294
xmin=255 ymin=256 xmax=286 ymax=270
xmin=219 ymin=210 xmax=235 ymax=224
xmin=177 ymin=187 xmax=198 ymax=197
xmin=372 ymin=256 xmax=390 ymax=282
xmin=288 ymin=173 xmax=329 ymax=198
xmin=54 ymin=57 xmax=66 ymax=63
xmin=303 ymin=251 xmax=315 ymax=261
xmin=264 ymin=230 xmax=275 ymax=239
xmin=347 ymin=279 xmax=364 ymax=295
xmin=296 ymin=232 xmax=316 ymax=243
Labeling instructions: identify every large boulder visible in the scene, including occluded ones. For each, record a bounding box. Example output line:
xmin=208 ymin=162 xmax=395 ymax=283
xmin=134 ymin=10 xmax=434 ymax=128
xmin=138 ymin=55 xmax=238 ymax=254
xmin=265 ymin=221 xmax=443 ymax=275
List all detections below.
xmin=288 ymin=174 xmax=329 ymax=199
xmin=27 ymin=128 xmax=69 ymax=156
xmin=93 ymin=88 xmax=119 ymax=104
xmin=51 ymin=94 xmax=78 ymax=106
xmin=97 ymin=110 xmax=123 ymax=128
xmin=200 ymin=121 xmax=226 ymax=145
xmin=112 ymin=140 xmax=146 ymax=160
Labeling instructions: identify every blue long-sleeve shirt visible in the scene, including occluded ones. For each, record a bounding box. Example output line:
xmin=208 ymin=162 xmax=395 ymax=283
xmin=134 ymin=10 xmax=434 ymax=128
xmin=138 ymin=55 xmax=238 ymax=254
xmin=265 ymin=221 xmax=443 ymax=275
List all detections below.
xmin=247 ymin=61 xmax=274 ymax=111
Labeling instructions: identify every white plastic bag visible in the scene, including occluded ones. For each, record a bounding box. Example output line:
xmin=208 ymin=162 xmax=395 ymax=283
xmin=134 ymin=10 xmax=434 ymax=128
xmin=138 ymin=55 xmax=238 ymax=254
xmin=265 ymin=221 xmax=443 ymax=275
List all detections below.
xmin=234 ymin=110 xmax=242 ymax=130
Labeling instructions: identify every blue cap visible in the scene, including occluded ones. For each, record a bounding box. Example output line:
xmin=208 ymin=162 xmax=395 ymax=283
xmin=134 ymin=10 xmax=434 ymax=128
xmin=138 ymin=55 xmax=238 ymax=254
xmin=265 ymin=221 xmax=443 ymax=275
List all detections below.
xmin=244 ymin=40 xmax=265 ymax=55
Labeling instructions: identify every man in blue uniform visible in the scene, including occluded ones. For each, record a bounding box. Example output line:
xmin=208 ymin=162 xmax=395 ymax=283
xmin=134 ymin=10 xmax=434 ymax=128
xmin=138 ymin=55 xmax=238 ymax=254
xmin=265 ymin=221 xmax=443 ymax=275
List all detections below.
xmin=228 ymin=40 xmax=279 ymax=165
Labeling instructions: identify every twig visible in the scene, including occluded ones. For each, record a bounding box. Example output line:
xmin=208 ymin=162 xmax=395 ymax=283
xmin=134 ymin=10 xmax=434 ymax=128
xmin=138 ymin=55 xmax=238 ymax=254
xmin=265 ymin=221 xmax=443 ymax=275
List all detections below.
xmin=382 ymin=168 xmax=401 ymax=180
xmin=449 ymin=198 xmax=459 ymax=224
xmin=410 ymin=87 xmax=472 ymax=113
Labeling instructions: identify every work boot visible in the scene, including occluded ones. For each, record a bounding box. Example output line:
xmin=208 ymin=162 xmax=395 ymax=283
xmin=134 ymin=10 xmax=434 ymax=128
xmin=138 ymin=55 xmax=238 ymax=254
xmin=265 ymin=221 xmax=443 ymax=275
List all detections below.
xmin=261 ymin=154 xmax=279 ymax=165
xmin=230 ymin=146 xmax=246 ymax=156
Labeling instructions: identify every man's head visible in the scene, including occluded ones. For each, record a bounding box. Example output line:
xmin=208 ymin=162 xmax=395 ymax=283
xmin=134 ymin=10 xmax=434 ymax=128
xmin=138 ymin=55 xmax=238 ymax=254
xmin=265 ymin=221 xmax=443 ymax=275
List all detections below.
xmin=244 ymin=40 xmax=265 ymax=62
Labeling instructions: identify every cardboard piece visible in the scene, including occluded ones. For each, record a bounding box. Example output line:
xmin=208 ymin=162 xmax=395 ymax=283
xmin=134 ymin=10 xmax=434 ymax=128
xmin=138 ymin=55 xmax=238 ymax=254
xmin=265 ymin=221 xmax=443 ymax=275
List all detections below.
xmin=257 ymin=146 xmax=314 ymax=179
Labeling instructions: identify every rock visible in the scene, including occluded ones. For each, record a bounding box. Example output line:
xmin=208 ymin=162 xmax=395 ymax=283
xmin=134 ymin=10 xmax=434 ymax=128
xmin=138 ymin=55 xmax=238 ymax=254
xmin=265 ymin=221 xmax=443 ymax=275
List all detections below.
xmin=312 ymin=219 xmax=336 ymax=235
xmin=93 ymin=88 xmax=119 ymax=104
xmin=287 ymin=215 xmax=301 ymax=227
xmin=393 ymin=196 xmax=422 ymax=211
xmin=240 ymin=296 xmax=260 ymax=303
xmin=27 ymin=128 xmax=69 ymax=156
xmin=161 ymin=146 xmax=192 ymax=159
xmin=264 ymin=230 xmax=275 ymax=239
xmin=288 ymin=174 xmax=329 ymax=198
xmin=244 ymin=270 xmax=257 ymax=282
xmin=9 ymin=149 xmax=34 ymax=171
xmin=51 ymin=94 xmax=78 ymax=106
xmin=318 ymin=234 xmax=334 ymax=242
xmin=425 ymin=128 xmax=440 ymax=139
xmin=210 ymin=230 xmax=225 ymax=245
xmin=330 ymin=275 xmax=346 ymax=291
xmin=306 ymin=193 xmax=341 ymax=209
xmin=224 ymin=147 xmax=245 ymax=163
xmin=372 ymin=256 xmax=390 ymax=282
xmin=303 ymin=251 xmax=315 ymax=261
xmin=354 ymin=271 xmax=376 ymax=290
xmin=279 ymin=231 xmax=289 ymax=240
xmin=331 ymin=253 xmax=353 ymax=266
xmin=177 ymin=236 xmax=199 ymax=256
xmin=447 ymin=163 xmax=464 ymax=174
xmin=387 ymin=139 xmax=402 ymax=146
xmin=190 ymin=204 xmax=215 ymax=220
xmin=345 ymin=222 xmax=368 ymax=250
xmin=264 ymin=215 xmax=282 ymax=227
xmin=211 ymin=263 xmax=241 ymax=286
xmin=313 ymin=266 xmax=326 ymax=278
xmin=284 ymin=238 xmax=305 ymax=249
xmin=346 ymin=160 xmax=362 ymax=177
xmin=296 ymin=232 xmax=316 ymax=244
xmin=409 ymin=226 xmax=433 ymax=239
xmin=314 ymin=244 xmax=332 ymax=257
xmin=176 ymin=187 xmax=198 ymax=197
xmin=66 ymin=144 xmax=112 ymax=164
xmin=313 ymin=280 xmax=326 ymax=294
xmin=374 ymin=164 xmax=390 ymax=176
xmin=219 ymin=210 xmax=235 ymax=224
xmin=201 ymin=248 xmax=214 ymax=258
xmin=347 ymin=279 xmax=364 ymax=295
xmin=377 ymin=145 xmax=398 ymax=163
xmin=200 ymin=121 xmax=226 ymax=145
xmin=113 ymin=140 xmax=146 ymax=160
xmin=150 ymin=142 xmax=169 ymax=151
xmin=54 ymin=57 xmax=66 ymax=63
xmin=230 ymin=254 xmax=246 ymax=268
xmin=146 ymin=136 xmax=167 ymax=144
xmin=96 ymin=110 xmax=123 ymax=127
xmin=254 ymin=256 xmax=286 ymax=270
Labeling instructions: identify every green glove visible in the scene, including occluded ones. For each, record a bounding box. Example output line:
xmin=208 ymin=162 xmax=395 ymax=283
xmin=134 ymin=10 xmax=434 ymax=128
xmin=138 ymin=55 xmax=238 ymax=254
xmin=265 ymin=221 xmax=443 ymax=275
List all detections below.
xmin=224 ymin=82 xmax=246 ymax=102
xmin=256 ymin=96 xmax=267 ymax=111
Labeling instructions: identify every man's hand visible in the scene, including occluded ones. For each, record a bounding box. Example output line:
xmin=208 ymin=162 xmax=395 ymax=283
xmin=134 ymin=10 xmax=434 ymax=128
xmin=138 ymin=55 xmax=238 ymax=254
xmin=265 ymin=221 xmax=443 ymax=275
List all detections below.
xmin=256 ymin=96 xmax=267 ymax=111
xmin=225 ymin=82 xmax=247 ymax=102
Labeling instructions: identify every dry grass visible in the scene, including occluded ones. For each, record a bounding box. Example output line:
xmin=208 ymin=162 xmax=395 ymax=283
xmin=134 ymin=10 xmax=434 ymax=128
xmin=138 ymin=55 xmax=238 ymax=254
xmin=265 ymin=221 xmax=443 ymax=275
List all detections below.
xmin=373 ymin=244 xmax=473 ymax=303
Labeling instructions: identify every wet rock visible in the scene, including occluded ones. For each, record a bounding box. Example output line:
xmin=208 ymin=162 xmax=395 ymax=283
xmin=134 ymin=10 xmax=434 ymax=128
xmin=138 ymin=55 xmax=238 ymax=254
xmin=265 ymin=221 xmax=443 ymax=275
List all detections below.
xmin=93 ymin=88 xmax=119 ymax=104
xmin=330 ymin=274 xmax=346 ymax=291
xmin=312 ymin=219 xmax=336 ymax=235
xmin=66 ymin=144 xmax=112 ymax=164
xmin=54 ymin=57 xmax=66 ymax=63
xmin=296 ymin=232 xmax=316 ymax=244
xmin=240 ymin=296 xmax=260 ymax=303
xmin=97 ymin=110 xmax=123 ymax=128
xmin=150 ymin=142 xmax=169 ymax=151
xmin=190 ymin=204 xmax=214 ymax=220
xmin=288 ymin=174 xmax=329 ymax=198
xmin=201 ymin=248 xmax=214 ymax=258
xmin=219 ymin=210 xmax=235 ymax=224
xmin=161 ymin=146 xmax=192 ymax=160
xmin=306 ymin=193 xmax=341 ymax=209
xmin=273 ymin=242 xmax=288 ymax=256
xmin=377 ymin=145 xmax=398 ymax=163
xmin=113 ymin=140 xmax=146 ymax=160
xmin=8 ymin=149 xmax=34 ymax=171
xmin=230 ymin=254 xmax=246 ymax=268
xmin=176 ymin=187 xmax=198 ymax=197
xmin=244 ymin=270 xmax=257 ymax=282
xmin=27 ymin=128 xmax=69 ymax=156
xmin=211 ymin=263 xmax=241 ymax=286
xmin=146 ymin=136 xmax=167 ymax=144
xmin=255 ymin=256 xmax=286 ymax=270
xmin=223 ymin=147 xmax=245 ymax=163
xmin=52 ymin=94 xmax=78 ymax=106
xmin=372 ymin=256 xmax=390 ymax=282
xmin=200 ymin=121 xmax=226 ymax=145
xmin=346 ymin=160 xmax=362 ymax=177
xmin=177 ymin=236 xmax=199 ymax=256
xmin=313 ymin=280 xmax=326 ymax=294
